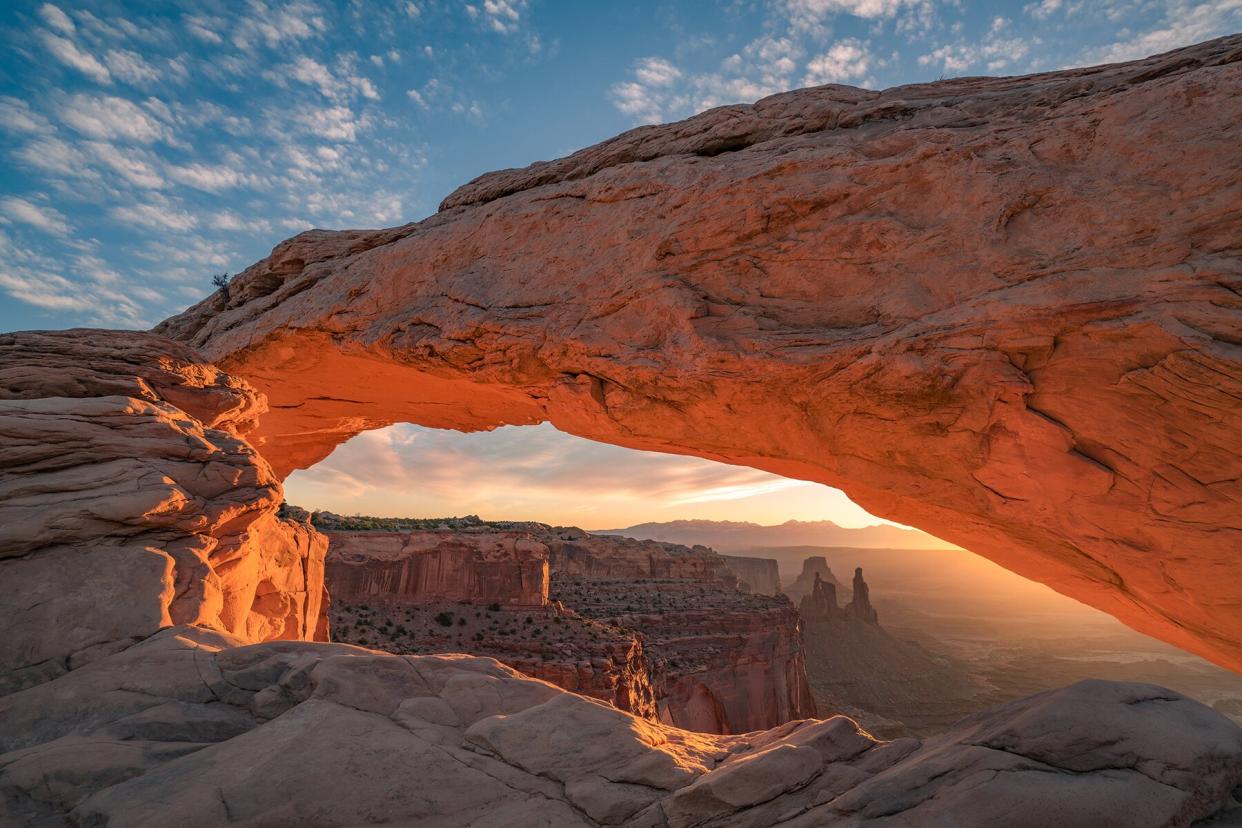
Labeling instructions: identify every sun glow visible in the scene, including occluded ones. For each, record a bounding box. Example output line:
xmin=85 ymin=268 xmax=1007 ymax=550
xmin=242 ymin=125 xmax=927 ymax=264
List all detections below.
xmin=282 ymin=422 xmax=914 ymax=531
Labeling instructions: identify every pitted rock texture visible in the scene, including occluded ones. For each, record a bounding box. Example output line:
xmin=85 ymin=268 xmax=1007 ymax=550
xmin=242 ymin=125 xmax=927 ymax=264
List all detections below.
xmin=156 ymin=37 xmax=1242 ymax=671
xmin=0 ymin=626 xmax=1239 ymax=827
xmin=0 ymin=331 xmax=327 ymax=694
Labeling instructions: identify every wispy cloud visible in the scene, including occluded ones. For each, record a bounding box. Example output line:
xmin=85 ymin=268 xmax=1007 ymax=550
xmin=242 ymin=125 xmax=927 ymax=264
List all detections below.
xmin=607 ymin=5 xmax=904 ymax=125
xmin=283 ymin=422 xmax=897 ymax=529
xmin=919 ymin=16 xmax=1033 ymax=74
xmin=57 ymin=94 xmax=171 ymax=142
xmin=1 ymin=196 xmax=73 ymax=235
xmin=40 ymin=30 xmax=112 ymax=83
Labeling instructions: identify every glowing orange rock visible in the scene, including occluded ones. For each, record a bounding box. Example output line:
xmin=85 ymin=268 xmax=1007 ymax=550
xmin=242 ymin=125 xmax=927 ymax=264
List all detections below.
xmin=159 ymin=37 xmax=1242 ymax=671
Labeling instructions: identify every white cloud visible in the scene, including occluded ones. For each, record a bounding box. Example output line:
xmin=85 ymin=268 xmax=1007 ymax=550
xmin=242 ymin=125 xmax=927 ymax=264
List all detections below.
xmin=467 ymin=0 xmax=528 ymax=34
xmin=285 ymin=55 xmax=381 ymax=102
xmin=292 ymin=104 xmax=364 ymax=141
xmin=233 ymin=0 xmax=328 ymax=50
xmin=58 ymin=94 xmax=170 ymax=143
xmin=111 ymin=201 xmax=197 ymax=231
xmin=135 ymin=236 xmax=233 ymax=270
xmin=783 ymin=0 xmax=933 ymax=35
xmin=12 ymin=137 xmax=88 ymax=178
xmin=1085 ymin=0 xmax=1242 ymax=64
xmin=40 ymin=31 xmax=112 ymax=83
xmin=0 ymin=97 xmax=53 ymax=134
xmin=919 ymin=17 xmax=1033 ymax=74
xmin=207 ymin=210 xmax=261 ymax=231
xmin=450 ymin=100 xmax=484 ymax=122
xmin=610 ymin=35 xmax=809 ymax=125
xmin=1024 ymin=0 xmax=1063 ymax=20
xmin=0 ymin=267 xmax=92 ymax=311
xmin=184 ymin=14 xmax=224 ymax=44
xmin=634 ymin=57 xmax=682 ymax=87
xmin=38 ymin=3 xmax=75 ymax=35
xmin=1 ymin=196 xmax=72 ymax=235
xmin=804 ymin=38 xmax=875 ymax=85
xmin=167 ymin=162 xmax=251 ymax=192
xmin=87 ymin=142 xmax=167 ymax=189
xmin=104 ymin=49 xmax=162 ymax=85
xmin=0 ymin=234 xmax=153 ymax=325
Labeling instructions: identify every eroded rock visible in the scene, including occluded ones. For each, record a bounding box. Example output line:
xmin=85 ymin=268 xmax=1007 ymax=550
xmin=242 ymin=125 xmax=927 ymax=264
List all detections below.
xmin=0 ymin=627 xmax=1238 ymax=827
xmin=0 ymin=331 xmax=327 ymax=693
xmin=155 ymin=36 xmax=1242 ymax=671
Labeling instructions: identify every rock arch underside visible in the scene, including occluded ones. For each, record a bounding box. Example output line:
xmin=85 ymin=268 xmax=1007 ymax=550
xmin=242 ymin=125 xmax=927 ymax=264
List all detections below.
xmin=2 ymin=36 xmax=1241 ymax=827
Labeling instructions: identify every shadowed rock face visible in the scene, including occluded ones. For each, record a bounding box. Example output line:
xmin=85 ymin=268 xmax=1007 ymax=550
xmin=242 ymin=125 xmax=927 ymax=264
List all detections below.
xmin=0 ymin=331 xmax=328 ymax=693
xmin=1 ymin=627 xmax=1239 ymax=827
xmin=156 ymin=36 xmax=1242 ymax=671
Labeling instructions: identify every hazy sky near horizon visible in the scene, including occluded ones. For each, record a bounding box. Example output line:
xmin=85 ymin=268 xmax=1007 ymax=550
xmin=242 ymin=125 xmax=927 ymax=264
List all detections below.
xmin=283 ymin=421 xmax=914 ymax=529
xmin=3 ymin=0 xmax=1238 ymax=526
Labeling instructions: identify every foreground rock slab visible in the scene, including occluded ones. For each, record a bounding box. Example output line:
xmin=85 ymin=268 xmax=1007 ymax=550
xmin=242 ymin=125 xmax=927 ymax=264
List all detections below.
xmin=156 ymin=36 xmax=1242 ymax=671
xmin=1 ymin=626 xmax=1239 ymax=827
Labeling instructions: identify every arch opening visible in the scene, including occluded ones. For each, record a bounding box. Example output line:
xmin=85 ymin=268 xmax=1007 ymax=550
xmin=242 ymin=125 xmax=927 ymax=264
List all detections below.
xmin=283 ymin=422 xmax=1242 ymax=737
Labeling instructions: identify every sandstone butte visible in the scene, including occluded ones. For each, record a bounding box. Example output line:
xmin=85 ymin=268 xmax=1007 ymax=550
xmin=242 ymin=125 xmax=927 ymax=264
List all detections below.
xmin=1 ymin=35 xmax=1241 ymax=827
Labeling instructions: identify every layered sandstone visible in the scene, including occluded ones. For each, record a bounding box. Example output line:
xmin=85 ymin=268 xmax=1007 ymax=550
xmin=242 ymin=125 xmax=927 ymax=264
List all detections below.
xmin=0 ymin=330 xmax=327 ymax=693
xmin=325 ymin=529 xmax=549 ymax=607
xmin=553 ymin=574 xmax=817 ymax=734
xmin=157 ymin=36 xmax=1242 ymax=671
xmin=321 ymin=520 xmax=808 ymax=732
xmin=2 ymin=626 xmax=1240 ymax=827
xmin=720 ymin=554 xmax=782 ymax=595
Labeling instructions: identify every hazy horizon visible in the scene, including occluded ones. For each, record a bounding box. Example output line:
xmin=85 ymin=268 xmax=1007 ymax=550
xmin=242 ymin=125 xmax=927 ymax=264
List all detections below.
xmin=283 ymin=421 xmax=938 ymax=532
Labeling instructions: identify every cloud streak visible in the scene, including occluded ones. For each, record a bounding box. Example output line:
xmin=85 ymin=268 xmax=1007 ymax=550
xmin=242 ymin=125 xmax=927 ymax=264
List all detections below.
xmin=284 ymin=423 xmax=901 ymax=530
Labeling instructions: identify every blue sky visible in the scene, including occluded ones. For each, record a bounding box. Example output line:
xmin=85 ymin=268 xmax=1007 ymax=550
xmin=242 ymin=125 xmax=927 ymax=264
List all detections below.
xmin=1 ymin=0 xmax=1238 ymax=332
xmin=2 ymin=0 xmax=1238 ymax=526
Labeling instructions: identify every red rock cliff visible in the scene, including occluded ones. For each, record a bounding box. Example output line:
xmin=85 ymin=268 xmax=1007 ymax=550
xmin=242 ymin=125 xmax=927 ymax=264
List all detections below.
xmin=325 ymin=530 xmax=549 ymax=607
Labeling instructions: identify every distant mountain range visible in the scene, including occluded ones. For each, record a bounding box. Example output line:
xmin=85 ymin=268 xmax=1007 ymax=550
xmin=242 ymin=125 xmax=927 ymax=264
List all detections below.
xmin=593 ymin=519 xmax=957 ymax=552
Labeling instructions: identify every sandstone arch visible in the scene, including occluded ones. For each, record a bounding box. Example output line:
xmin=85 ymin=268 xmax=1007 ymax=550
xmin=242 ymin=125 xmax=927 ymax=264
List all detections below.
xmin=154 ymin=36 xmax=1242 ymax=672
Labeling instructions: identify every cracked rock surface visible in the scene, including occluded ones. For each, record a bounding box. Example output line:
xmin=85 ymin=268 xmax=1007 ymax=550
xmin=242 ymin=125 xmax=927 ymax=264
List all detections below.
xmin=156 ymin=36 xmax=1242 ymax=671
xmin=0 ymin=627 xmax=1239 ymax=827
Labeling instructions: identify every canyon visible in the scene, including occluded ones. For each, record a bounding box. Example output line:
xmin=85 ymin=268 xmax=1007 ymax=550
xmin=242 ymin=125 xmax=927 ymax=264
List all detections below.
xmin=0 ymin=36 xmax=1240 ymax=826
xmin=320 ymin=516 xmax=815 ymax=734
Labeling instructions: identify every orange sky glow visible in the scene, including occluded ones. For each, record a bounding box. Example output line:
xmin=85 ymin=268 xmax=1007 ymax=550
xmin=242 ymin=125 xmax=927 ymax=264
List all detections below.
xmin=283 ymin=422 xmax=918 ymax=531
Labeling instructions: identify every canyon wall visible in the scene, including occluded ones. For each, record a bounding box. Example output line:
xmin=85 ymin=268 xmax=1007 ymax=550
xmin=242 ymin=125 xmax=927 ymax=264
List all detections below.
xmin=649 ymin=604 xmax=816 ymax=734
xmin=321 ymin=522 xmax=811 ymax=733
xmin=156 ymin=36 xmax=1242 ymax=672
xmin=326 ymin=529 xmax=549 ymax=607
xmin=720 ymin=554 xmax=782 ymax=595
xmin=0 ymin=330 xmax=327 ymax=693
